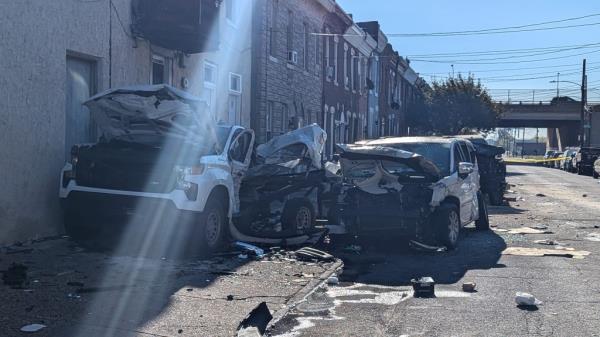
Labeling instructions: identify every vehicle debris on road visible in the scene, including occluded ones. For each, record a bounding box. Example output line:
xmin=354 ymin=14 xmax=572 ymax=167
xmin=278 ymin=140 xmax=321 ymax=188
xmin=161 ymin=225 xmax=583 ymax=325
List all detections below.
xmin=533 ymin=239 xmax=561 ymax=246
xmin=515 ymin=292 xmax=542 ymax=307
xmin=411 ymin=277 xmax=436 ymax=298
xmin=409 ymin=240 xmax=448 ymax=253
xmin=462 ymin=282 xmax=477 ymax=292
xmin=506 ymin=227 xmax=553 ymax=234
xmin=502 ymin=247 xmax=590 ymax=258
xmin=234 ymin=241 xmax=265 ymax=258
xmin=20 ymin=324 xmax=47 ymax=333
xmin=236 ymin=302 xmax=272 ymax=337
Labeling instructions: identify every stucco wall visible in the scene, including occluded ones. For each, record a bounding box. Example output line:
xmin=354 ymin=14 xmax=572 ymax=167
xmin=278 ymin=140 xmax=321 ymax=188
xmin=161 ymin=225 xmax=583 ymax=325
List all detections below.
xmin=0 ymin=0 xmax=252 ymax=245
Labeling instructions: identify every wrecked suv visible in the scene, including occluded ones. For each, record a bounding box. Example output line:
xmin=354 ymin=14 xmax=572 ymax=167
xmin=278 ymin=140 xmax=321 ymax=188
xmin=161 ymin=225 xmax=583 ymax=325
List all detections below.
xmin=328 ymin=137 xmax=489 ymax=249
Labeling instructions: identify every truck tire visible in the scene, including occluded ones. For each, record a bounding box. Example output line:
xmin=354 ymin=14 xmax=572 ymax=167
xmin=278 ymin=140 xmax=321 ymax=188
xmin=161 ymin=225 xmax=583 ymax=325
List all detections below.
xmin=475 ymin=192 xmax=490 ymax=231
xmin=594 ymin=171 xmax=599 ymax=179
xmin=282 ymin=199 xmax=315 ymax=235
xmin=198 ymin=197 xmax=227 ymax=254
xmin=433 ymin=203 xmax=460 ymax=249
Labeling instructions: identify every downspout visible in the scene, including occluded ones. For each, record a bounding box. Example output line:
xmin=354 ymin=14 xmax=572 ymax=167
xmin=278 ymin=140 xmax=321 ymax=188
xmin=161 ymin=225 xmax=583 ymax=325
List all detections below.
xmin=108 ymin=0 xmax=112 ymax=88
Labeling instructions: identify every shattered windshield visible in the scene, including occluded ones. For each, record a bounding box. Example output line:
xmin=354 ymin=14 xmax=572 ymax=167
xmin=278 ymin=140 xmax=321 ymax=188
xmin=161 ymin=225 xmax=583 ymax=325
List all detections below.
xmin=384 ymin=143 xmax=451 ymax=175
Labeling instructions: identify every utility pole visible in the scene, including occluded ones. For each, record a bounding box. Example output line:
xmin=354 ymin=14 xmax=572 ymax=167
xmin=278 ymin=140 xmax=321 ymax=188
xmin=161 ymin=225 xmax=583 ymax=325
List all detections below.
xmin=532 ymin=90 xmax=535 ymax=104
xmin=451 ymin=64 xmax=454 ymax=78
xmin=556 ymin=72 xmax=560 ymax=98
xmin=521 ymin=127 xmax=526 ymax=158
xmin=580 ymin=58 xmax=587 ymax=147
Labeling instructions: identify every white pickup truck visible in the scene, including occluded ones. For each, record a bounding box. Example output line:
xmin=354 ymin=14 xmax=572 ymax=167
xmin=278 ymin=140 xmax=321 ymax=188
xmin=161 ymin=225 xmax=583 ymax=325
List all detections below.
xmin=59 ymin=85 xmax=326 ymax=254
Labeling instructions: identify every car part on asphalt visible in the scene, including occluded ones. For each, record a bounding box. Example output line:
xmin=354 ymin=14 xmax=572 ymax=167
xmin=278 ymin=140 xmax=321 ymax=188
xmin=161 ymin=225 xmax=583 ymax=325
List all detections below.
xmin=502 ymin=247 xmax=590 ymax=258
xmin=411 ymin=276 xmax=436 ymax=298
xmin=462 ymin=282 xmax=477 ymax=292
xmin=20 ymin=324 xmax=47 ymax=333
xmin=515 ymin=292 xmax=542 ymax=306
xmin=234 ymin=241 xmax=265 ymax=258
xmin=409 ymin=240 xmax=447 ymax=253
xmin=506 ymin=227 xmax=553 ymax=234
xmin=327 ymin=274 xmax=339 ymax=285
xmin=295 ymin=247 xmax=335 ymax=262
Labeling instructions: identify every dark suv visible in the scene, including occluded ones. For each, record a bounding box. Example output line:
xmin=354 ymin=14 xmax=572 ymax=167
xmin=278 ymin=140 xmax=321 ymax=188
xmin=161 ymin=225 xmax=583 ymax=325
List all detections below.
xmin=575 ymin=147 xmax=600 ymax=176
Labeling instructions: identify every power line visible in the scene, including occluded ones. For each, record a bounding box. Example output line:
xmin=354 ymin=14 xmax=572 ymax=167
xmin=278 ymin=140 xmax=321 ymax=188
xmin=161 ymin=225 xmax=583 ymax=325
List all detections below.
xmin=408 ymin=42 xmax=600 ymax=58
xmin=386 ymin=13 xmax=600 ymax=37
xmin=413 ymin=48 xmax=600 ymax=64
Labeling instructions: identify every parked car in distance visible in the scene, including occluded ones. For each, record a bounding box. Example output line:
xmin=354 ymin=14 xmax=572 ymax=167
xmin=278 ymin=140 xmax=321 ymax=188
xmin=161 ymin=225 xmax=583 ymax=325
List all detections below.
xmin=552 ymin=151 xmax=562 ymax=169
xmin=575 ymin=147 xmax=600 ymax=176
xmin=327 ymin=137 xmax=489 ymax=249
xmin=562 ymin=148 xmax=579 ymax=172
xmin=543 ymin=150 xmax=556 ymax=167
xmin=594 ymin=158 xmax=600 ymax=179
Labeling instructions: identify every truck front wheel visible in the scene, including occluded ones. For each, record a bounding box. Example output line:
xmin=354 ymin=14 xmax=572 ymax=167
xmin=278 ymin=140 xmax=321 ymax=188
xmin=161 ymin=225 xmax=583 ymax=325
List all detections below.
xmin=198 ymin=197 xmax=227 ymax=254
xmin=433 ymin=203 xmax=460 ymax=249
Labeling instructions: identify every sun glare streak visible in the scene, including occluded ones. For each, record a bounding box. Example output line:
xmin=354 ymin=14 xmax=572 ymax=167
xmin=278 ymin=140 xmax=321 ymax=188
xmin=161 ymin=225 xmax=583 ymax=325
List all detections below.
xmin=72 ymin=2 xmax=256 ymax=335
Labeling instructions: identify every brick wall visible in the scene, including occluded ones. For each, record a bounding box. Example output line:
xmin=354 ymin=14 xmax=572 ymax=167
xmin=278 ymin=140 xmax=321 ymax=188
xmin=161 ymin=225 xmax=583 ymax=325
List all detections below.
xmin=251 ymin=0 xmax=327 ymax=144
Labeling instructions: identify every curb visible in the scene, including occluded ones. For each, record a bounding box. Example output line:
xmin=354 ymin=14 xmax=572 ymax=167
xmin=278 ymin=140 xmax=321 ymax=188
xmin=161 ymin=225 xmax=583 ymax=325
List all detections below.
xmin=265 ymin=258 xmax=344 ymax=333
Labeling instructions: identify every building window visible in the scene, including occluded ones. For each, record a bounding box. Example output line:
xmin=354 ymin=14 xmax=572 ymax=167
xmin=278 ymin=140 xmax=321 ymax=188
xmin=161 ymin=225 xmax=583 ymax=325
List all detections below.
xmin=203 ymin=61 xmax=217 ymax=120
xmin=315 ymin=30 xmax=320 ymax=66
xmin=229 ymin=73 xmax=241 ymax=93
xmin=324 ymin=28 xmax=330 ymax=81
xmin=269 ymin=0 xmax=278 ymax=57
xmin=225 ymin=0 xmax=235 ymax=22
xmin=286 ymin=10 xmax=293 ymax=55
xmin=343 ymin=43 xmax=349 ymax=90
xmin=266 ymin=101 xmax=274 ymax=140
xmin=333 ymin=36 xmax=339 ymax=85
xmin=350 ymin=49 xmax=356 ymax=92
xmin=151 ymin=54 xmax=170 ymax=85
xmin=303 ymin=22 xmax=308 ymax=69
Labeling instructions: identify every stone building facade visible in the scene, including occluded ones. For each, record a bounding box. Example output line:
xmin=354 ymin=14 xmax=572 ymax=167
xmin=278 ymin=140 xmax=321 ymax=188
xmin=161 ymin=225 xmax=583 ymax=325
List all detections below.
xmin=250 ymin=0 xmax=333 ymax=144
xmin=321 ymin=7 xmax=376 ymax=157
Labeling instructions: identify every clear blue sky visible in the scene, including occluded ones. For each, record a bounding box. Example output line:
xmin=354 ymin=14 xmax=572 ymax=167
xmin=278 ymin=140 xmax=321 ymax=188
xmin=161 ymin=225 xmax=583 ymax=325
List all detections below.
xmin=337 ymin=0 xmax=600 ymax=103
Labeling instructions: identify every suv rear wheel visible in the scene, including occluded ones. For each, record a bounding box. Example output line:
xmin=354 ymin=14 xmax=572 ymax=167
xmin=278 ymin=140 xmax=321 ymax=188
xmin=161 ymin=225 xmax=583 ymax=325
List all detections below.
xmin=433 ymin=203 xmax=460 ymax=249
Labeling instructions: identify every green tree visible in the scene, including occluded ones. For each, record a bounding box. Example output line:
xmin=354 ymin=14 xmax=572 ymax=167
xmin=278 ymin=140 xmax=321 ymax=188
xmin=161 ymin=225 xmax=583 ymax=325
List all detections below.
xmin=409 ymin=75 xmax=501 ymax=135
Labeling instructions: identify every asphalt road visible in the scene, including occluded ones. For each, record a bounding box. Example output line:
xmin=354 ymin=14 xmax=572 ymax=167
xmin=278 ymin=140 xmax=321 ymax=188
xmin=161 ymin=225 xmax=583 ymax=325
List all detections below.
xmin=269 ymin=165 xmax=600 ymax=337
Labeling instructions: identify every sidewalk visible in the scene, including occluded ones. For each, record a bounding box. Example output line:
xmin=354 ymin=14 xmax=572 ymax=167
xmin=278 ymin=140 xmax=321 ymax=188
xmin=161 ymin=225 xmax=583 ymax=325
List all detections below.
xmin=0 ymin=238 xmax=340 ymax=337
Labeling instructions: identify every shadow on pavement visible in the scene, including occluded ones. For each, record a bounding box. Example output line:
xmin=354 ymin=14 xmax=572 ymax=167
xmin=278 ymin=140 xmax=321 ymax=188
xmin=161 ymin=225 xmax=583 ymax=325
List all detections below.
xmin=328 ymin=227 xmax=506 ymax=286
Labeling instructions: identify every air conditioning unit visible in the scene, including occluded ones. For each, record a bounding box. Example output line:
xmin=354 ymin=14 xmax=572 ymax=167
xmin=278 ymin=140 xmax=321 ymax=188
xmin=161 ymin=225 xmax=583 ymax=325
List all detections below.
xmin=326 ymin=66 xmax=335 ymax=80
xmin=288 ymin=51 xmax=298 ymax=64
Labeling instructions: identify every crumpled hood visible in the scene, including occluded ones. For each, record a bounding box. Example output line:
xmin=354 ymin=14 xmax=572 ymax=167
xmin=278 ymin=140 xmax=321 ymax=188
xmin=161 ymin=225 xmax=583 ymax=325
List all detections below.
xmin=84 ymin=84 xmax=208 ymax=139
xmin=256 ymin=124 xmax=327 ymax=170
xmin=337 ymin=144 xmax=442 ymax=180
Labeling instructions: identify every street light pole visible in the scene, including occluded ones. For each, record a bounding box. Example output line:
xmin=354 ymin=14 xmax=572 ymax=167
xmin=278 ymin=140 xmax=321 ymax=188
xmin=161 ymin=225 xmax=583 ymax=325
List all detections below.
xmin=556 ymin=72 xmax=560 ymax=98
xmin=580 ymin=59 xmax=587 ymax=147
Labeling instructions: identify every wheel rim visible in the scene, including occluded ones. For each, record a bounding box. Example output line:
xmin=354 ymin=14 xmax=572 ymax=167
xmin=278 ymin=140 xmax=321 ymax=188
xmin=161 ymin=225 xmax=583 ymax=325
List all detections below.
xmin=295 ymin=207 xmax=311 ymax=233
xmin=205 ymin=211 xmax=221 ymax=246
xmin=448 ymin=211 xmax=460 ymax=244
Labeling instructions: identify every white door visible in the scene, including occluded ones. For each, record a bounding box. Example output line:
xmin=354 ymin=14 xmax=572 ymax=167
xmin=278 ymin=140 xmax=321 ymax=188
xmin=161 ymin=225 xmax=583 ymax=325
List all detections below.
xmin=65 ymin=56 xmax=96 ymax=160
xmin=227 ymin=130 xmax=255 ymax=212
xmin=453 ymin=143 xmax=477 ymax=224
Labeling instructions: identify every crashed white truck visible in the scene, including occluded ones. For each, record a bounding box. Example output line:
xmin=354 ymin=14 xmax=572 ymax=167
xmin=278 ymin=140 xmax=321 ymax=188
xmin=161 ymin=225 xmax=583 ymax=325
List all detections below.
xmin=326 ymin=137 xmax=490 ymax=249
xmin=59 ymin=85 xmax=327 ymax=254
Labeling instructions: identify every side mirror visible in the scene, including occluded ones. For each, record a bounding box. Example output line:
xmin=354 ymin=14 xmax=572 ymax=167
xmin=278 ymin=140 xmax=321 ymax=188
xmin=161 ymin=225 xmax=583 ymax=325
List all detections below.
xmin=458 ymin=162 xmax=474 ymax=178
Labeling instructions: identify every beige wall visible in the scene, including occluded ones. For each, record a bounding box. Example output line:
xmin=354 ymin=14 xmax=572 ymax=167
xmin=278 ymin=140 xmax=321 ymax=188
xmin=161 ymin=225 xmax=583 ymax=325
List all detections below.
xmin=0 ymin=0 xmax=252 ymax=245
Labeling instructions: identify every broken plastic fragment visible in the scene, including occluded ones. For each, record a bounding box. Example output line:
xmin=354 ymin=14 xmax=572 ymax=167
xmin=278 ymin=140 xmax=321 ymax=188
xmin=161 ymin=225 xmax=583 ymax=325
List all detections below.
xmin=411 ymin=277 xmax=435 ymax=298
xmin=20 ymin=324 xmax=46 ymax=333
xmin=234 ymin=241 xmax=265 ymax=258
xmin=515 ymin=292 xmax=542 ymax=306
xmin=327 ymin=275 xmax=339 ymax=285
